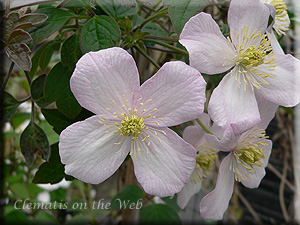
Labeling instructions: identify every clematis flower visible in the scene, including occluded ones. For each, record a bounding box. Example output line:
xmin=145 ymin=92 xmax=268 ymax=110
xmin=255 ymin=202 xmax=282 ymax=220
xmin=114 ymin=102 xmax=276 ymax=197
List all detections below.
xmin=179 ymin=0 xmax=300 ymax=131
xmin=199 ymin=118 xmax=272 ymax=220
xmin=177 ymin=113 xmax=222 ymax=209
xmin=59 ymin=47 xmax=207 ymax=197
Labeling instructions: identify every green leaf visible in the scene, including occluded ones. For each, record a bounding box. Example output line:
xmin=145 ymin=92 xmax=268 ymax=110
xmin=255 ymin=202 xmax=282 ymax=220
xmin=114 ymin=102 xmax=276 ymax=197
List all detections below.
xmin=32 ymin=143 xmax=66 ymax=184
xmin=10 ymin=183 xmax=31 ymax=199
xmin=139 ymin=204 xmax=181 ymax=225
xmin=41 ymin=109 xmax=73 ymax=134
xmin=20 ymin=121 xmax=50 ymax=167
xmin=161 ymin=195 xmax=181 ymax=212
xmin=96 ymin=0 xmax=138 ymax=18
xmin=111 ymin=185 xmax=144 ymax=209
xmin=39 ymin=41 xmax=61 ymax=70
xmin=5 ymin=209 xmax=31 ymax=225
xmin=80 ymin=15 xmax=120 ymax=53
xmin=31 ymin=74 xmax=49 ymax=108
xmin=28 ymin=8 xmax=75 ymax=44
xmin=61 ymin=0 xmax=92 ymax=7
xmin=61 ymin=33 xmax=82 ymax=70
xmin=141 ymin=22 xmax=169 ymax=37
xmin=14 ymin=13 xmax=48 ymax=30
xmin=25 ymin=183 xmax=44 ymax=198
xmin=8 ymin=29 xmax=32 ymax=44
xmin=164 ymin=0 xmax=212 ymax=33
xmin=3 ymin=91 xmax=25 ymax=122
xmin=45 ymin=62 xmax=81 ymax=119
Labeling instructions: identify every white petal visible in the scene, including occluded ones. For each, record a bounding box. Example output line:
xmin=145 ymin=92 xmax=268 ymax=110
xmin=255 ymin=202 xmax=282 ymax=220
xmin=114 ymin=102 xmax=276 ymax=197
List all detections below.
xmin=208 ymin=70 xmax=261 ymax=129
xmin=200 ymin=153 xmax=235 ymax=220
xmin=134 ymin=61 xmax=206 ymax=127
xmin=131 ymin=127 xmax=196 ymax=197
xmin=179 ymin=12 xmax=235 ymax=74
xmin=267 ymin=30 xmax=284 ymax=55
xmin=59 ymin=115 xmax=130 ymax=184
xmin=70 ymin=47 xmax=140 ymax=115
xmin=177 ymin=168 xmax=202 ymax=209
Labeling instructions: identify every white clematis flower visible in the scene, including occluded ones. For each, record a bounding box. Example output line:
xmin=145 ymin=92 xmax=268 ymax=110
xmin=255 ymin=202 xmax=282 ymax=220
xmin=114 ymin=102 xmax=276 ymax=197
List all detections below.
xmin=59 ymin=47 xmax=207 ymax=197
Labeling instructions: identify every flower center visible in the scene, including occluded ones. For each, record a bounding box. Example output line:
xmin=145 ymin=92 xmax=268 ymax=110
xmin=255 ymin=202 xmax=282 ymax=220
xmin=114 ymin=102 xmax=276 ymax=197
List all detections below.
xmin=230 ymin=127 xmax=269 ymax=182
xmin=118 ymin=115 xmax=145 ymax=138
xmin=238 ymin=46 xmax=266 ymax=68
xmin=271 ymin=0 xmax=287 ymax=16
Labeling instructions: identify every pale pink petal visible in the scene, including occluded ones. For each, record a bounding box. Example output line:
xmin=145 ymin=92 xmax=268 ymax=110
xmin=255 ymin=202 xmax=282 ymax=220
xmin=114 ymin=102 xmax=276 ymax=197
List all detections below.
xmin=177 ymin=168 xmax=202 ymax=209
xmin=208 ymin=70 xmax=261 ymax=129
xmin=131 ymin=127 xmax=196 ymax=197
xmin=228 ymin=0 xmax=270 ymax=37
xmin=179 ymin=12 xmax=235 ymax=74
xmin=255 ymin=92 xmax=278 ymax=130
xmin=267 ymin=31 xmax=284 ymax=55
xmin=240 ymin=139 xmax=272 ymax=188
xmin=264 ymin=2 xmax=276 ymax=33
xmin=255 ymin=54 xmax=300 ymax=107
xmin=59 ymin=115 xmax=130 ymax=184
xmin=200 ymin=153 xmax=235 ymax=220
xmin=183 ymin=125 xmax=206 ymax=149
xmin=70 ymin=47 xmax=140 ymax=116
xmin=134 ymin=61 xmax=206 ymax=127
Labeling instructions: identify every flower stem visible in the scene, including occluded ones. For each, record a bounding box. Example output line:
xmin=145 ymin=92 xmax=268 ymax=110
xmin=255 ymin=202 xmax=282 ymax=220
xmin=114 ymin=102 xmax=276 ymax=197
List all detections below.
xmin=138 ymin=8 xmax=168 ymax=29
xmin=134 ymin=45 xmax=160 ymax=69
xmin=143 ymin=38 xmax=188 ymax=55
xmin=0 ymin=61 xmax=14 ymax=94
xmin=196 ymin=118 xmax=215 ymax=136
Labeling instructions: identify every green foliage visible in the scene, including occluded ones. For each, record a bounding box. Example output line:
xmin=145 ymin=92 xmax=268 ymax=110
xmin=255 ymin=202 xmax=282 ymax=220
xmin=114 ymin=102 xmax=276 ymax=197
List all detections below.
xmin=164 ymin=0 xmax=212 ymax=33
xmin=96 ymin=0 xmax=138 ymax=18
xmin=3 ymin=91 xmax=26 ymax=122
xmin=32 ymin=143 xmax=69 ymax=184
xmin=139 ymin=204 xmax=181 ymax=225
xmin=111 ymin=185 xmax=144 ymax=209
xmin=61 ymin=33 xmax=82 ymax=70
xmin=80 ymin=15 xmax=121 ymax=53
xmin=31 ymin=74 xmax=48 ymax=108
xmin=28 ymin=8 xmax=75 ymax=44
xmin=20 ymin=121 xmax=50 ymax=167
xmin=45 ymin=62 xmax=82 ymax=119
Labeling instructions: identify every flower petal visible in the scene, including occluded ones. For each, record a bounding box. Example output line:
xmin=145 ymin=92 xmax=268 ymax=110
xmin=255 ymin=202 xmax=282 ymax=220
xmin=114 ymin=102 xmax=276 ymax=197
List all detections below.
xmin=70 ymin=47 xmax=140 ymax=116
xmin=255 ymin=92 xmax=278 ymax=130
xmin=255 ymin=54 xmax=300 ymax=107
xmin=241 ymin=139 xmax=272 ymax=188
xmin=177 ymin=169 xmax=202 ymax=209
xmin=131 ymin=127 xmax=196 ymax=197
xmin=134 ymin=61 xmax=206 ymax=127
xmin=179 ymin=12 xmax=235 ymax=74
xmin=228 ymin=0 xmax=270 ymax=36
xmin=200 ymin=153 xmax=235 ymax=220
xmin=208 ymin=70 xmax=261 ymax=129
xmin=267 ymin=31 xmax=284 ymax=55
xmin=59 ymin=115 xmax=130 ymax=184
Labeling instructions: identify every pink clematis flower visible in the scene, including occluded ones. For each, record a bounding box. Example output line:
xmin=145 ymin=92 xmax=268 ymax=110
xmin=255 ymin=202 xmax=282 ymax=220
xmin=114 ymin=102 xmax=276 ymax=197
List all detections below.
xmin=59 ymin=47 xmax=207 ymax=197
xmin=177 ymin=113 xmax=223 ymax=209
xmin=179 ymin=0 xmax=300 ymax=131
xmin=199 ymin=115 xmax=273 ymax=220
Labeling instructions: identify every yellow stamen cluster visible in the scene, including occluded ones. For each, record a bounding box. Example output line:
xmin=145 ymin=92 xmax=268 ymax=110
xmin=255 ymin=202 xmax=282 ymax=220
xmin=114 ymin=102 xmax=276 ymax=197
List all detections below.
xmin=230 ymin=126 xmax=269 ymax=182
xmin=191 ymin=145 xmax=217 ymax=184
xmin=223 ymin=26 xmax=278 ymax=91
xmin=118 ymin=115 xmax=145 ymax=138
xmin=98 ymin=92 xmax=165 ymax=158
xmin=270 ymin=0 xmax=289 ymax=35
xmin=271 ymin=0 xmax=287 ymax=16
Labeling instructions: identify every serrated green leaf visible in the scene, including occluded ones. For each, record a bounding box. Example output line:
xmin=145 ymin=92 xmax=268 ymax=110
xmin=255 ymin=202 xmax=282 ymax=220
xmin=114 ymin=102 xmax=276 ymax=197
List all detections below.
xmin=20 ymin=121 xmax=50 ymax=167
xmin=41 ymin=109 xmax=73 ymax=134
xmin=139 ymin=204 xmax=181 ymax=225
xmin=32 ymin=143 xmax=65 ymax=184
xmin=164 ymin=0 xmax=212 ymax=33
xmin=28 ymin=8 xmax=75 ymax=44
xmin=3 ymin=91 xmax=25 ymax=122
xmin=80 ymin=15 xmax=120 ymax=53
xmin=45 ymin=62 xmax=81 ymax=119
xmin=111 ymin=185 xmax=144 ymax=209
xmin=31 ymin=74 xmax=49 ymax=108
xmin=96 ymin=0 xmax=138 ymax=18
xmin=39 ymin=41 xmax=61 ymax=70
xmin=61 ymin=34 xmax=82 ymax=70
